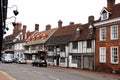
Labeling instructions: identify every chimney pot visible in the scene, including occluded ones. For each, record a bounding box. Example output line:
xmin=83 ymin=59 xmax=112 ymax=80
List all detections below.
xmin=88 ymin=15 xmax=94 ymax=24
xmin=35 ymin=24 xmax=39 ymax=31
xmin=46 ymin=24 xmax=51 ymax=30
xmin=23 ymin=25 xmax=27 ymax=35
xmin=58 ymin=20 xmax=62 ymax=27
xmin=69 ymin=22 xmax=74 ymax=25
xmin=13 ymin=22 xmax=22 ymax=34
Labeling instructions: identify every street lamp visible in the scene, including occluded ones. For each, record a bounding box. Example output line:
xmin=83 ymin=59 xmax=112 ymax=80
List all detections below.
xmin=0 ymin=0 xmax=8 ymax=61
xmin=2 ymin=4 xmax=19 ymax=35
xmin=3 ymin=16 xmax=17 ymax=35
xmin=0 ymin=0 xmax=19 ymax=61
xmin=3 ymin=5 xmax=19 ymax=16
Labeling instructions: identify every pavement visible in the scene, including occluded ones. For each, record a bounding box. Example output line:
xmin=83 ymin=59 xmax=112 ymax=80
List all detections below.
xmin=0 ymin=65 xmax=120 ymax=80
xmin=0 ymin=70 xmax=16 ymax=80
xmin=48 ymin=66 xmax=120 ymax=79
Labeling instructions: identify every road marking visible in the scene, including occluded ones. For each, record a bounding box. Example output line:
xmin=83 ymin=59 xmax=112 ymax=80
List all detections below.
xmin=48 ymin=75 xmax=60 ymax=80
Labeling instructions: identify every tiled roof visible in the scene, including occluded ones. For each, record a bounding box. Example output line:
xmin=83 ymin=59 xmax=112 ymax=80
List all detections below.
xmin=14 ymin=39 xmax=26 ymax=43
xmin=4 ymin=30 xmax=22 ymax=42
xmin=24 ymin=28 xmax=57 ymax=46
xmin=26 ymin=31 xmax=35 ymax=39
xmin=109 ymin=3 xmax=120 ymax=19
xmin=47 ymin=24 xmax=81 ymax=45
xmin=100 ymin=3 xmax=120 ymax=21
xmin=70 ymin=23 xmax=95 ymax=42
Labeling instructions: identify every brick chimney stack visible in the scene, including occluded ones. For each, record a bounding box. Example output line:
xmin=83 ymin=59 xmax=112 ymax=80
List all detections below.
xmin=107 ymin=0 xmax=115 ymax=9
xmin=35 ymin=24 xmax=39 ymax=31
xmin=46 ymin=24 xmax=51 ymax=30
xmin=58 ymin=20 xmax=62 ymax=27
xmin=88 ymin=15 xmax=94 ymax=25
xmin=23 ymin=25 xmax=26 ymax=35
xmin=69 ymin=22 xmax=74 ymax=26
xmin=13 ymin=23 xmax=22 ymax=34
xmin=22 ymin=25 xmax=27 ymax=39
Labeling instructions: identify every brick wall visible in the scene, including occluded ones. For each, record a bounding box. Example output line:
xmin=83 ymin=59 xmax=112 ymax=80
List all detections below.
xmin=95 ymin=22 xmax=120 ymax=72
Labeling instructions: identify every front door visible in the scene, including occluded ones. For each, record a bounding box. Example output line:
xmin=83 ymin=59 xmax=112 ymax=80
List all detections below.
xmin=77 ymin=56 xmax=81 ymax=68
xmin=56 ymin=55 xmax=59 ymax=66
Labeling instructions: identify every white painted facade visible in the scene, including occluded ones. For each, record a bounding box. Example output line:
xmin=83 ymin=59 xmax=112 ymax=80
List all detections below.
xmin=47 ymin=40 xmax=95 ymax=70
xmin=14 ymin=32 xmax=26 ymax=61
xmin=47 ymin=45 xmax=69 ymax=67
xmin=68 ymin=40 xmax=95 ymax=70
xmin=59 ymin=46 xmax=69 ymax=67
xmin=14 ymin=42 xmax=25 ymax=59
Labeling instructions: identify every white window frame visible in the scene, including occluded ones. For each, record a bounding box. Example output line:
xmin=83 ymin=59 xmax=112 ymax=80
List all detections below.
xmin=111 ymin=46 xmax=119 ymax=64
xmin=111 ymin=25 xmax=118 ymax=40
xmin=100 ymin=27 xmax=106 ymax=41
xmin=101 ymin=12 xmax=108 ymax=20
xmin=99 ymin=47 xmax=106 ymax=63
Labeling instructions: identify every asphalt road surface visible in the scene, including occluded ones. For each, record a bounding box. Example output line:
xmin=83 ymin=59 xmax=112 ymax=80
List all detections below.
xmin=0 ymin=63 xmax=119 ymax=80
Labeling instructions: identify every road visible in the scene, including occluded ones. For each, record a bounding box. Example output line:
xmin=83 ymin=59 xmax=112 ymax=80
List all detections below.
xmin=0 ymin=63 xmax=119 ymax=80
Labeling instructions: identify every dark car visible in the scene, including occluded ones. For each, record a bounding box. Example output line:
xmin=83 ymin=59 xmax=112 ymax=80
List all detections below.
xmin=12 ymin=58 xmax=18 ymax=63
xmin=32 ymin=59 xmax=47 ymax=67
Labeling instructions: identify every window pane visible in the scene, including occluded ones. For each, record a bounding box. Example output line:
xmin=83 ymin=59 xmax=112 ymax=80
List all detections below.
xmin=60 ymin=57 xmax=65 ymax=63
xmin=111 ymin=25 xmax=118 ymax=40
xmin=72 ymin=56 xmax=77 ymax=63
xmin=111 ymin=47 xmax=118 ymax=64
xmin=103 ymin=13 xmax=107 ymax=20
xmin=87 ymin=40 xmax=92 ymax=48
xmin=100 ymin=28 xmax=106 ymax=41
xmin=99 ymin=47 xmax=106 ymax=63
xmin=72 ymin=42 xmax=78 ymax=49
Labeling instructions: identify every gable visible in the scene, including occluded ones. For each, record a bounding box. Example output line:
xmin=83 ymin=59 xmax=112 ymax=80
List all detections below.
xmin=100 ymin=7 xmax=110 ymax=15
xmin=100 ymin=7 xmax=111 ymax=20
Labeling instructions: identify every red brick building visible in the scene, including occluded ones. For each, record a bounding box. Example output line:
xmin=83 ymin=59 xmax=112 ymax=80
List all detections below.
xmin=94 ymin=0 xmax=120 ymax=73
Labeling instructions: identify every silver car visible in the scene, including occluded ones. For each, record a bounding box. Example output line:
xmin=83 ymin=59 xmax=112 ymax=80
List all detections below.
xmin=2 ymin=56 xmax=13 ymax=63
xmin=17 ymin=58 xmax=27 ymax=64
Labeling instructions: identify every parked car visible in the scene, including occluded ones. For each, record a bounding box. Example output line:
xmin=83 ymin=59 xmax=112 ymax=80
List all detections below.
xmin=17 ymin=58 xmax=27 ymax=64
xmin=2 ymin=56 xmax=13 ymax=63
xmin=12 ymin=58 xmax=18 ymax=63
xmin=32 ymin=59 xmax=47 ymax=67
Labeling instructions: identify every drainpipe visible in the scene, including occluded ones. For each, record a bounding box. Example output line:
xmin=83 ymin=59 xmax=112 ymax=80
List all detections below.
xmin=66 ymin=44 xmax=69 ymax=67
xmin=94 ymin=39 xmax=96 ymax=71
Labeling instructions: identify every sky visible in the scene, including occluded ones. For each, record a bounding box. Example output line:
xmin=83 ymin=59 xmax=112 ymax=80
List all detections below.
xmin=5 ymin=0 xmax=120 ymax=35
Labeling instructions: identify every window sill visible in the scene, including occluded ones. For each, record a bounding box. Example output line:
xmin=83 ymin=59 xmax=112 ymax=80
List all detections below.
xmin=111 ymin=62 xmax=118 ymax=65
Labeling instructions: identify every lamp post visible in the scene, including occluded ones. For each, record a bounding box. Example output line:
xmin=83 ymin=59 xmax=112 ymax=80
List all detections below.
xmin=0 ymin=0 xmax=19 ymax=61
xmin=0 ymin=0 xmax=8 ymax=61
xmin=3 ymin=16 xmax=17 ymax=35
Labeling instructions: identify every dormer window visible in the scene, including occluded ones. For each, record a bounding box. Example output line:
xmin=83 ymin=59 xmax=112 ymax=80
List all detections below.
xmin=89 ymin=25 xmax=93 ymax=34
xmin=100 ymin=8 xmax=110 ymax=20
xmin=102 ymin=12 xmax=108 ymax=20
xmin=75 ymin=28 xmax=81 ymax=37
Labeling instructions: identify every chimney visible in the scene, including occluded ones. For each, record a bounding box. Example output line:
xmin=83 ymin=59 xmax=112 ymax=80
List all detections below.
xmin=17 ymin=23 xmax=22 ymax=30
xmin=46 ymin=24 xmax=51 ymax=30
xmin=35 ymin=24 xmax=39 ymax=31
xmin=22 ymin=25 xmax=26 ymax=35
xmin=13 ymin=23 xmax=22 ymax=34
xmin=58 ymin=20 xmax=62 ymax=27
xmin=88 ymin=15 xmax=94 ymax=25
xmin=15 ymin=23 xmax=22 ymax=31
xmin=107 ymin=0 xmax=115 ymax=9
xmin=69 ymin=22 xmax=74 ymax=25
